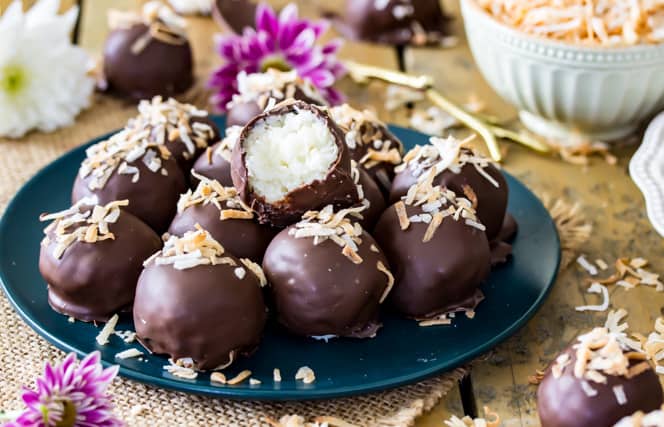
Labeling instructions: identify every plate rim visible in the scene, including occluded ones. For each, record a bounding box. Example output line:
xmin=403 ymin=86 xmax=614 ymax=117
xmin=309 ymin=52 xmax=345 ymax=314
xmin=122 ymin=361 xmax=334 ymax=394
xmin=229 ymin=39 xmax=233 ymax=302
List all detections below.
xmin=0 ymin=122 xmax=561 ymax=400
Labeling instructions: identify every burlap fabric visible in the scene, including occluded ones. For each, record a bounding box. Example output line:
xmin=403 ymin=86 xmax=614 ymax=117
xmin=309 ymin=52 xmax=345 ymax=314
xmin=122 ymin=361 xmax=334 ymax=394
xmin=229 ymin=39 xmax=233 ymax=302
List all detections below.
xmin=0 ymin=94 xmax=468 ymax=427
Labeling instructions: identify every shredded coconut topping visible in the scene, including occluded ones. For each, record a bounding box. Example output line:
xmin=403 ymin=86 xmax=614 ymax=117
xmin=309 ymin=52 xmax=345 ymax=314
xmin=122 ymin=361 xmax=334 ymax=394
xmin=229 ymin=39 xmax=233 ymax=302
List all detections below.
xmin=399 ymin=166 xmax=485 ymax=241
xmin=128 ymin=96 xmax=213 ymax=160
xmin=295 ymin=366 xmax=316 ymax=384
xmin=478 ymin=0 xmax=664 ymax=46
xmin=108 ymin=1 xmax=188 ymax=52
xmin=290 ymin=204 xmax=367 ymax=264
xmin=40 ymin=198 xmax=128 ymax=259
xmin=396 ymin=135 xmax=499 ymax=188
xmin=177 ymin=172 xmax=253 ymax=220
xmin=213 ymin=125 xmax=242 ymax=162
xmin=146 ymin=226 xmax=233 ymax=270
xmin=330 ymin=104 xmax=402 ymax=170
xmin=553 ymin=310 xmax=654 ymax=391
xmin=645 ymin=317 xmax=664 ymax=376
xmin=228 ymin=69 xmax=326 ymax=110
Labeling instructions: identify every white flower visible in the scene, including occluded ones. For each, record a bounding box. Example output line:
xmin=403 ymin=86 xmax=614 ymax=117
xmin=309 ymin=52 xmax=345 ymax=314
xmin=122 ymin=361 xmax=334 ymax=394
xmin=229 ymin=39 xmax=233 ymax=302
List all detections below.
xmin=0 ymin=0 xmax=94 ymax=138
xmin=167 ymin=0 xmax=213 ymax=15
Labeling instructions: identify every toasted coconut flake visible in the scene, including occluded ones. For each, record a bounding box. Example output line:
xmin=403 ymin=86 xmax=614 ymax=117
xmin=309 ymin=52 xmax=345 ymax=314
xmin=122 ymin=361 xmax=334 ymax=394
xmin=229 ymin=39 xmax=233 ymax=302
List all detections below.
xmin=273 ymin=368 xmax=282 ymax=382
xmin=443 ymin=406 xmax=500 ymax=427
xmin=376 ymin=261 xmax=395 ymax=303
xmin=575 ymin=282 xmax=609 ymax=312
xmin=410 ymin=106 xmax=459 ymax=136
xmin=95 ymin=314 xmax=119 ymax=346
xmin=419 ymin=314 xmax=452 ymax=327
xmin=164 ymin=362 xmax=198 ymax=379
xmin=249 ymin=378 xmax=261 ymax=385
xmin=234 ymin=267 xmax=246 ymax=279
xmin=596 ymin=258 xmax=609 ymax=270
xmin=241 ymin=258 xmax=267 ymax=287
xmin=150 ymin=227 xmax=228 ymax=270
xmin=295 ymin=366 xmax=316 ymax=384
xmin=227 ymin=370 xmax=252 ymax=385
xmin=210 ymin=372 xmax=227 ymax=384
xmin=613 ymin=384 xmax=628 ymax=405
xmin=229 ymin=69 xmax=326 ymax=110
xmin=577 ymin=255 xmax=598 ymax=276
xmin=580 ymin=380 xmax=598 ymax=397
xmin=115 ymin=348 xmax=144 ymax=360
xmin=67 ymin=316 xmax=75 ymax=323
xmin=394 ymin=201 xmax=410 ymax=230
xmin=179 ymin=173 xmax=253 ymax=221
xmin=385 ymin=84 xmax=424 ymax=111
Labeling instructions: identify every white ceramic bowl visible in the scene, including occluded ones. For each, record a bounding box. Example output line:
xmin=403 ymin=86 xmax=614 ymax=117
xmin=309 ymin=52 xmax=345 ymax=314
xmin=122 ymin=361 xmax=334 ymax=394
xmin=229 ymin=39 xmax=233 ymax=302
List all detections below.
xmin=460 ymin=0 xmax=664 ymax=142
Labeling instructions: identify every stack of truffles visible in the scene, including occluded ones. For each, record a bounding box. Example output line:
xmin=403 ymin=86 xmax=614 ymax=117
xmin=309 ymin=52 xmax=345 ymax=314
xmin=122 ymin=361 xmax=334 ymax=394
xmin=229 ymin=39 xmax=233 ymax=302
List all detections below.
xmin=38 ymin=70 xmax=515 ymax=372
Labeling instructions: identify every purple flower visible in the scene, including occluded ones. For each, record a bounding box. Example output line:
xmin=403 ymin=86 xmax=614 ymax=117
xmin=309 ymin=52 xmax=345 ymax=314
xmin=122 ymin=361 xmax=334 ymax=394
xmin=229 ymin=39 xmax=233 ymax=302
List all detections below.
xmin=4 ymin=352 xmax=122 ymax=427
xmin=209 ymin=2 xmax=345 ymax=111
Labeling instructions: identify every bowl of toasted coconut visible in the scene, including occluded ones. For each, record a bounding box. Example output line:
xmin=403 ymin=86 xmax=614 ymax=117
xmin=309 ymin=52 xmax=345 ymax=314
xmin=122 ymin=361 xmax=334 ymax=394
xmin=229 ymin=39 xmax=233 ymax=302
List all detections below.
xmin=461 ymin=0 xmax=664 ymax=142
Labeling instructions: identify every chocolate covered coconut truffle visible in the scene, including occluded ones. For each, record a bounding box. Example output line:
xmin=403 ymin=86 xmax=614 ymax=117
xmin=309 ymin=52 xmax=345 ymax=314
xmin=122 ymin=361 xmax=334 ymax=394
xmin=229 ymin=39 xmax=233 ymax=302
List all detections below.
xmin=168 ymin=174 xmax=276 ymax=262
xmin=339 ymin=0 xmax=448 ymax=46
xmin=374 ymin=175 xmax=491 ymax=320
xmin=191 ymin=125 xmax=242 ymax=187
xmin=126 ymin=97 xmax=220 ymax=173
xmin=103 ymin=2 xmax=193 ymax=100
xmin=263 ymin=204 xmax=394 ymax=338
xmin=39 ymin=198 xmax=161 ymax=322
xmin=538 ymin=312 xmax=664 ymax=427
xmin=212 ymin=0 xmax=258 ymax=33
xmin=225 ymin=70 xmax=327 ymax=127
xmin=72 ymin=128 xmax=187 ymax=232
xmin=231 ymin=100 xmax=359 ymax=227
xmin=390 ymin=136 xmax=508 ymax=241
xmin=134 ymin=228 xmax=267 ymax=370
xmin=330 ymin=104 xmax=404 ymax=196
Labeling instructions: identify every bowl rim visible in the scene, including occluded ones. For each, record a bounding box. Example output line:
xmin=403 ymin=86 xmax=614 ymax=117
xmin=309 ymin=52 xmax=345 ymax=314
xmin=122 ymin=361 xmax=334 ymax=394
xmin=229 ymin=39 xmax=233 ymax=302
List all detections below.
xmin=460 ymin=0 xmax=664 ymax=55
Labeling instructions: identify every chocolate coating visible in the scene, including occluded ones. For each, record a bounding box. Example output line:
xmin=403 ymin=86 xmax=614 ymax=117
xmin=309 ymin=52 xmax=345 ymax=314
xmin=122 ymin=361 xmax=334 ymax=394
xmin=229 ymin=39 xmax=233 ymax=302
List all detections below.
xmin=103 ymin=23 xmax=193 ymax=101
xmin=39 ymin=209 xmax=161 ymax=322
xmin=168 ymin=201 xmax=277 ymax=262
xmin=163 ymin=116 xmax=221 ymax=173
xmin=390 ymin=157 xmax=508 ymax=240
xmin=134 ymin=254 xmax=267 ymax=370
xmin=227 ymin=86 xmax=327 ymax=128
xmin=231 ymin=101 xmax=359 ymax=227
xmin=339 ymin=0 xmax=447 ymax=46
xmin=538 ymin=346 xmax=664 ymax=427
xmin=374 ymin=203 xmax=491 ymax=318
xmin=191 ymin=142 xmax=234 ymax=187
xmin=212 ymin=0 xmax=258 ymax=34
xmin=263 ymin=227 xmax=390 ymax=338
xmin=357 ymin=167 xmax=386 ymax=231
xmin=72 ymin=154 xmax=186 ymax=233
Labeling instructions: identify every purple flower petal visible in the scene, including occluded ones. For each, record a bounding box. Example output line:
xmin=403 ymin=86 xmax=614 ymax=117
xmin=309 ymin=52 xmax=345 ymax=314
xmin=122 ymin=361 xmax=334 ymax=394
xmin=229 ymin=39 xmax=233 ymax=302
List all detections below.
xmin=255 ymin=3 xmax=279 ymax=37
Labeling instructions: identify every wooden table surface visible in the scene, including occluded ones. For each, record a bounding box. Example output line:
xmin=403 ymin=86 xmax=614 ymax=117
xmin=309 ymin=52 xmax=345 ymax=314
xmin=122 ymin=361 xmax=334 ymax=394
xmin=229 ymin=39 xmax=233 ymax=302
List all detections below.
xmin=1 ymin=0 xmax=662 ymax=425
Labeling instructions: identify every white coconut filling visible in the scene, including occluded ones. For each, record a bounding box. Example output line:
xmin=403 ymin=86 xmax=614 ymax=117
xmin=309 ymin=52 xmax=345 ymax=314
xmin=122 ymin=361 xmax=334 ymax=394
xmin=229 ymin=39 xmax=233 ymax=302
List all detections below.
xmin=244 ymin=110 xmax=338 ymax=203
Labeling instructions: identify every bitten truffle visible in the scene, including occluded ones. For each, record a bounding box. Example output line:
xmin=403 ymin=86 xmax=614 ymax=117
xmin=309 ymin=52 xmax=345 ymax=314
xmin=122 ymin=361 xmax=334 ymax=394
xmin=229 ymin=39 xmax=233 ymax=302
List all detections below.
xmin=330 ymin=104 xmax=404 ymax=196
xmin=263 ymin=204 xmax=394 ymax=339
xmin=374 ymin=175 xmax=491 ymax=321
xmin=134 ymin=228 xmax=268 ymax=370
xmin=103 ymin=2 xmax=193 ymax=100
xmin=39 ymin=198 xmax=161 ymax=322
xmin=231 ymin=100 xmax=359 ymax=227
xmin=538 ymin=312 xmax=664 ymax=427
xmin=390 ymin=136 xmax=508 ymax=241
xmin=338 ymin=0 xmax=448 ymax=46
xmin=225 ymin=70 xmax=328 ymax=127
xmin=191 ymin=125 xmax=242 ymax=187
xmin=168 ymin=174 xmax=277 ymax=262
xmin=71 ymin=127 xmax=187 ymax=232
xmin=126 ymin=97 xmax=220 ymax=173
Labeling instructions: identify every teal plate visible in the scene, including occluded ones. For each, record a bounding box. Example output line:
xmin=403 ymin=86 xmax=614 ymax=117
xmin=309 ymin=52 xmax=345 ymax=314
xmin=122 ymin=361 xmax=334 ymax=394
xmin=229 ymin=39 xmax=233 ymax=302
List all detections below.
xmin=0 ymin=118 xmax=560 ymax=400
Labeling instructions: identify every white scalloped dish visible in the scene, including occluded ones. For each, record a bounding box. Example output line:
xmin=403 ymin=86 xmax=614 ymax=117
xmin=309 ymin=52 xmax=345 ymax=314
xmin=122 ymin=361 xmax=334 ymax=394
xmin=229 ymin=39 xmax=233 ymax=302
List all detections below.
xmin=630 ymin=112 xmax=664 ymax=238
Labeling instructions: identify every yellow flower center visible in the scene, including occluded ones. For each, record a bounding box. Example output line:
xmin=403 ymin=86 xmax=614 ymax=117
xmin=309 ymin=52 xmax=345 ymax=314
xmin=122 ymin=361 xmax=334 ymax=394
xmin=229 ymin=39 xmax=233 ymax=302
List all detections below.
xmin=260 ymin=55 xmax=291 ymax=73
xmin=1 ymin=64 xmax=27 ymax=96
xmin=42 ymin=399 xmax=77 ymax=427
